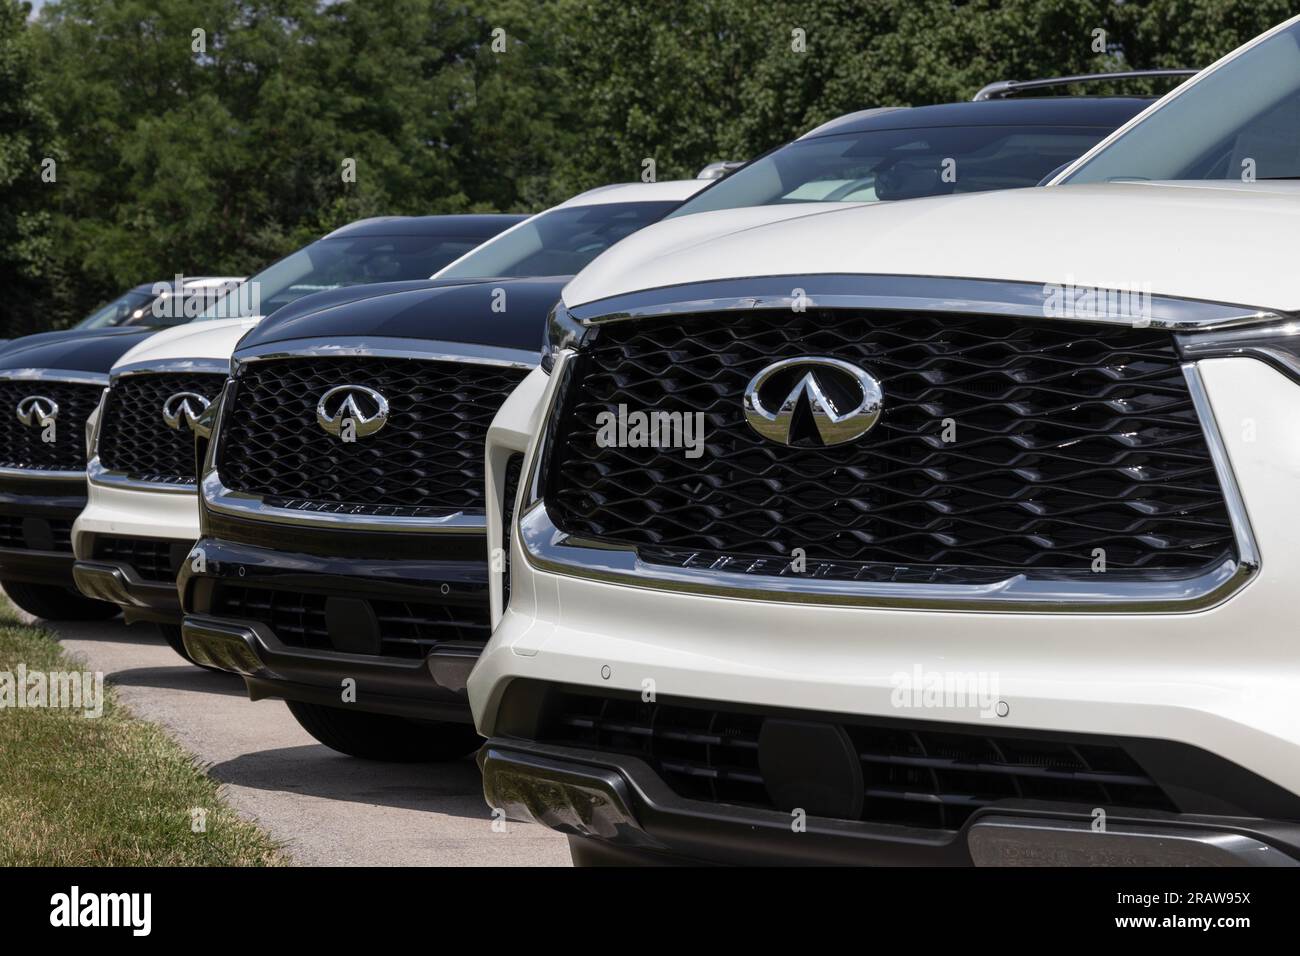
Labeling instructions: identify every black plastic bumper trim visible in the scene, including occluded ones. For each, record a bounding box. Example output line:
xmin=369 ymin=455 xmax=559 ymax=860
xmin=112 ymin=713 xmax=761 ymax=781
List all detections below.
xmin=181 ymin=615 xmax=475 ymax=722
xmin=72 ymin=560 xmax=181 ymax=623
xmin=479 ymin=739 xmax=1300 ymax=866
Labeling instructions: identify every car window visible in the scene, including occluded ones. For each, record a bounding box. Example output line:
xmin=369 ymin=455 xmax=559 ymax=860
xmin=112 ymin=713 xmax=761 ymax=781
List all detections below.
xmin=1065 ymin=22 xmax=1300 ymax=182
xmin=670 ymin=126 xmax=1113 ymax=217
xmin=126 ymin=284 xmax=244 ymax=327
xmin=197 ymin=234 xmax=484 ymax=320
xmin=435 ymin=202 xmax=681 ymax=280
xmin=74 ymin=290 xmax=157 ymax=329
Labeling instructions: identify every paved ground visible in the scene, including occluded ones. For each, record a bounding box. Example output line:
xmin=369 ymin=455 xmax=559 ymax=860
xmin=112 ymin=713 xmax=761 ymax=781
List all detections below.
xmin=34 ymin=611 xmax=571 ymax=867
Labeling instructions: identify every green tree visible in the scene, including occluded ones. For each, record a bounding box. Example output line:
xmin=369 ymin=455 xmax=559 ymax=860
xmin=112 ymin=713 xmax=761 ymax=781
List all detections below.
xmin=6 ymin=0 xmax=1298 ymax=335
xmin=547 ymin=0 xmax=1298 ymax=193
xmin=0 ymin=0 xmax=62 ymax=337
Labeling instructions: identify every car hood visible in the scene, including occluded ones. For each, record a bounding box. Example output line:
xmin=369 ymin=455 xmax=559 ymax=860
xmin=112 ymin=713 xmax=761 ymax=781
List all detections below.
xmin=112 ymin=317 xmax=262 ymax=370
xmin=563 ymin=182 xmax=1300 ymax=314
xmin=0 ymin=325 xmax=155 ymax=359
xmin=562 ymin=202 xmax=865 ymax=308
xmin=235 ymin=276 xmax=567 ymax=356
xmin=0 ymin=326 xmax=162 ymax=375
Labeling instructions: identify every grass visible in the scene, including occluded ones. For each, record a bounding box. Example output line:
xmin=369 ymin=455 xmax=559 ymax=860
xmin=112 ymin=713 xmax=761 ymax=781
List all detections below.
xmin=0 ymin=599 xmax=286 ymax=865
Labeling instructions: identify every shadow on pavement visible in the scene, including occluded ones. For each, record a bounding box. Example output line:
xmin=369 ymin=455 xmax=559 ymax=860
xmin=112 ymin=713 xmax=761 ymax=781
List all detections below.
xmin=46 ymin=617 xmax=171 ymax=648
xmin=208 ymin=746 xmax=491 ymax=819
xmin=107 ymin=664 xmax=247 ymax=697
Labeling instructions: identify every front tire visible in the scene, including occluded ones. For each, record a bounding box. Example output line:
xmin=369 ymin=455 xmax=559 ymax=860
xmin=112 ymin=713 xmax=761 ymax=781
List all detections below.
xmin=2 ymin=580 xmax=121 ymax=622
xmin=285 ymin=700 xmax=481 ymax=762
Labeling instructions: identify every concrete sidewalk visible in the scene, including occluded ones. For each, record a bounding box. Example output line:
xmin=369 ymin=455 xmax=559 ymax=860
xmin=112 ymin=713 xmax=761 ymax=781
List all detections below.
xmin=38 ymin=611 xmax=570 ymax=866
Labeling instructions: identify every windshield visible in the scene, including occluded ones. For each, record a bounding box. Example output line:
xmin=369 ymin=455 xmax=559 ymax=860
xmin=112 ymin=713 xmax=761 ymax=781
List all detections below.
xmin=435 ymin=201 xmax=681 ymax=280
xmin=75 ymin=290 xmax=157 ymax=329
xmin=198 ymin=233 xmax=485 ymax=320
xmin=670 ymin=125 xmax=1115 ymax=217
xmin=1065 ymin=22 xmax=1300 ymax=182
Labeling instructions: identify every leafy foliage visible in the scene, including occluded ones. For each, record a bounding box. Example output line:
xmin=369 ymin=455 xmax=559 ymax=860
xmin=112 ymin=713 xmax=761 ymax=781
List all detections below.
xmin=0 ymin=0 xmax=1292 ymax=336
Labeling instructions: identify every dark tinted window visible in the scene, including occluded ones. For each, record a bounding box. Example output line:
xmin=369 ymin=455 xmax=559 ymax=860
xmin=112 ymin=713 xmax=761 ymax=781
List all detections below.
xmin=75 ymin=290 xmax=156 ymax=329
xmin=199 ymin=234 xmax=485 ymax=320
xmin=672 ymin=126 xmax=1112 ymax=216
xmin=436 ymin=201 xmax=681 ymax=279
xmin=1066 ymin=23 xmax=1300 ymax=182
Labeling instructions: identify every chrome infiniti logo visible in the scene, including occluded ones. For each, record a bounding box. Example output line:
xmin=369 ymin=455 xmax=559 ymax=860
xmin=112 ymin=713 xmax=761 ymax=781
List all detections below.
xmin=315 ymin=384 xmax=389 ymax=440
xmin=743 ymin=357 xmax=883 ymax=447
xmin=16 ymin=395 xmax=58 ymax=428
xmin=161 ymin=392 xmax=211 ymax=432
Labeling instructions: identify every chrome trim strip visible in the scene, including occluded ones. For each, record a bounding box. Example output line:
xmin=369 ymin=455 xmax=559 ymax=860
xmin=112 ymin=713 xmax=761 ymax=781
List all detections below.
xmin=967 ymin=816 xmax=1299 ymax=867
xmin=516 ymin=353 xmax=1259 ymax=613
xmin=200 ymin=471 xmax=487 ymax=533
xmin=0 ymin=368 xmax=109 ymax=386
xmin=1183 ymin=362 xmax=1260 ymax=571
xmin=86 ymin=387 xmax=109 ymax=460
xmin=0 ymin=465 xmax=85 ymax=482
xmin=87 ymin=457 xmax=196 ymax=495
xmin=201 ymin=340 xmax=530 ymax=532
xmin=112 ymin=358 xmax=232 ymax=379
xmin=568 ymin=275 xmax=1284 ymax=332
xmin=234 ymin=337 xmax=539 ymax=370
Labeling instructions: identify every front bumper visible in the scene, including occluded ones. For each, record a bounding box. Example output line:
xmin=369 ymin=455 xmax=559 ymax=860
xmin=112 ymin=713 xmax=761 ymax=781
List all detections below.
xmin=71 ymin=559 xmax=183 ymax=623
xmin=479 ymin=739 xmax=1300 ymax=865
xmin=0 ymin=474 xmax=86 ymax=587
xmin=470 ymin=357 xmax=1300 ymax=862
xmin=178 ymin=534 xmax=489 ymax=721
xmin=71 ymin=469 xmax=200 ymax=622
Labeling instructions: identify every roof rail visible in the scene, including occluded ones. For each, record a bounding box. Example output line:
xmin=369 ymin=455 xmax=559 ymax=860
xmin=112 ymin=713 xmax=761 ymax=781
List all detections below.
xmin=697 ymin=161 xmax=747 ymax=180
xmin=972 ymin=69 xmax=1199 ymax=101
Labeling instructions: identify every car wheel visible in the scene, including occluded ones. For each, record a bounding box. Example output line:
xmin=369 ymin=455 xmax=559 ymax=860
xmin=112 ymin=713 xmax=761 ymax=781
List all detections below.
xmin=285 ymin=700 xmax=482 ymax=762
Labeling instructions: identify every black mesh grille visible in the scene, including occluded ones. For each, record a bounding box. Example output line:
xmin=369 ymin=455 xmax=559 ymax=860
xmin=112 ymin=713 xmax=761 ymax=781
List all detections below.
xmin=94 ymin=535 xmax=193 ymax=582
xmin=0 ymin=515 xmax=74 ymax=552
xmin=0 ymin=379 xmax=104 ymax=472
xmin=211 ymin=583 xmax=490 ymax=659
xmin=544 ymin=310 xmax=1235 ymax=580
xmin=537 ymin=692 xmax=1175 ymax=830
xmin=218 ymin=357 xmax=528 ymax=514
xmin=98 ymin=373 xmax=226 ymax=484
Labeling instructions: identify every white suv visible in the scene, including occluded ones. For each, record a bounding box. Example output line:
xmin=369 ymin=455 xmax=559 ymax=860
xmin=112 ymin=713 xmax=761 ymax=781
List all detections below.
xmin=473 ymin=16 xmax=1300 ymax=864
xmin=71 ymin=215 xmax=522 ymax=660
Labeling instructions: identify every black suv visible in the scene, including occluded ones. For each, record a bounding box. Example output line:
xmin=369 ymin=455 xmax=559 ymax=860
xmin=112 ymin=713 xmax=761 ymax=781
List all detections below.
xmin=0 ymin=329 xmax=166 ymax=619
xmin=178 ymin=183 xmax=703 ymax=760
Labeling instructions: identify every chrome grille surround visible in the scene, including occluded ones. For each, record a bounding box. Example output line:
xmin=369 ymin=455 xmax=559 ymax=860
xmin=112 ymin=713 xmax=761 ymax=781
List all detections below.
xmin=203 ymin=338 xmax=538 ymax=533
xmin=519 ymin=276 xmax=1264 ymax=613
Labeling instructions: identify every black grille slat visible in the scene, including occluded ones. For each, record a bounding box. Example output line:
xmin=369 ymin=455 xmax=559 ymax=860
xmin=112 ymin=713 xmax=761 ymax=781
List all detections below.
xmin=212 ymin=584 xmax=490 ymax=659
xmin=536 ymin=693 xmax=1176 ymax=830
xmin=0 ymin=380 xmax=104 ymax=472
xmin=93 ymin=535 xmax=191 ymax=582
xmin=544 ymin=311 xmax=1236 ymax=581
xmin=97 ymin=373 xmax=226 ymax=484
xmin=0 ymin=515 xmax=74 ymax=552
xmin=218 ymin=357 xmax=528 ymax=513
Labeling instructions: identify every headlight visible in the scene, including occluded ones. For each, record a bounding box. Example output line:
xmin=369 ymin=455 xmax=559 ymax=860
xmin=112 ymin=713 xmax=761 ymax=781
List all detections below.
xmin=541 ymin=300 xmax=584 ymax=373
xmin=1179 ymin=319 xmax=1300 ymax=382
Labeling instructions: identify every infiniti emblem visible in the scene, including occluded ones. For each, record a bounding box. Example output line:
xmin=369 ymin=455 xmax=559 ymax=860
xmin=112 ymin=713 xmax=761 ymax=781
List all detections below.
xmin=161 ymin=392 xmax=211 ymax=433
xmin=16 ymin=395 xmax=58 ymax=428
xmin=315 ymin=384 xmax=389 ymax=440
xmin=743 ymin=357 xmax=883 ymax=446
